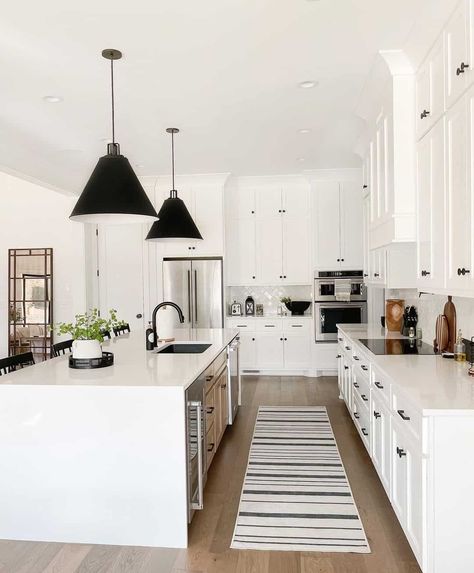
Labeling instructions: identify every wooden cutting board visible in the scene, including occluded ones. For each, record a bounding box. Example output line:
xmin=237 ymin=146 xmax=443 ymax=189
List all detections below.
xmin=443 ymin=296 xmax=457 ymax=353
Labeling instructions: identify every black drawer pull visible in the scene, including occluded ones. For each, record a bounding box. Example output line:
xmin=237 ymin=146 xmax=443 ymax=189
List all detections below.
xmin=344 ymin=366 xmax=349 ymax=370
xmin=397 ymin=409 xmax=410 ymax=421
xmin=336 ymin=354 xmax=342 ymax=359
xmin=361 ymin=394 xmax=368 ymax=402
xmin=354 ymin=413 xmax=360 ymax=419
xmin=353 ymin=356 xmax=360 ymax=361
xmin=338 ymin=338 xmax=343 ymax=342
xmin=374 ymin=411 xmax=381 ymax=419
xmin=207 ymin=406 xmax=215 ymax=414
xmin=353 ymin=382 xmax=359 ymax=388
xmin=361 ymin=365 xmax=368 ymax=371
xmin=396 ymin=446 xmax=406 ymax=458
xmin=206 ymin=375 xmax=214 ymax=382
xmin=291 ymin=325 xmax=303 ymax=328
xmin=264 ymin=325 xmax=275 ymax=328
xmin=361 ymin=428 xmax=368 ymax=436
xmin=207 ymin=442 xmax=215 ymax=453
xmin=221 ymin=383 xmax=227 ymax=389
xmin=374 ymin=381 xmax=384 ymax=389
xmin=345 ymin=346 xmax=351 ymax=350
xmin=236 ymin=325 xmax=247 ymax=328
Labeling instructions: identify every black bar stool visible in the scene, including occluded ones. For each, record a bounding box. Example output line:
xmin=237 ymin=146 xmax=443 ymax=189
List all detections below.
xmin=0 ymin=352 xmax=35 ymax=376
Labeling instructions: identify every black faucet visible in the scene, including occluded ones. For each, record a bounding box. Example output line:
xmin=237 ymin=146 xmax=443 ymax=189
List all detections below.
xmin=151 ymin=301 xmax=185 ymax=347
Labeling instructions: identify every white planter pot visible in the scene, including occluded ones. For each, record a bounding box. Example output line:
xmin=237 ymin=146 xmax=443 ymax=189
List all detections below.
xmin=72 ymin=339 xmax=102 ymax=360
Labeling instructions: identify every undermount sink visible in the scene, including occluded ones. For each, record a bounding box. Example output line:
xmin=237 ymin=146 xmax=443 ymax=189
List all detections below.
xmin=155 ymin=343 xmax=211 ymax=354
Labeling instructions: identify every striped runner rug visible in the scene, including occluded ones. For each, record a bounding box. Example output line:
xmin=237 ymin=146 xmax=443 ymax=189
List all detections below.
xmin=231 ymin=406 xmax=370 ymax=552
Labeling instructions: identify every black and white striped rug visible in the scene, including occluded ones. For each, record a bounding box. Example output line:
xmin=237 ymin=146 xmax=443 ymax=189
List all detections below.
xmin=231 ymin=406 xmax=370 ymax=552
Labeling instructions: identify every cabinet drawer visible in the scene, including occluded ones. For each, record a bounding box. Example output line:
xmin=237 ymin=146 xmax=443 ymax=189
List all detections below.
xmin=226 ymin=318 xmax=255 ymax=330
xmin=205 ymin=388 xmax=216 ymax=427
xmin=282 ymin=320 xmax=311 ymax=335
xmin=352 ymin=345 xmax=371 ymax=379
xmin=352 ymin=370 xmax=370 ymax=412
xmin=371 ymin=364 xmax=390 ymax=405
xmin=256 ymin=318 xmax=283 ymax=332
xmin=353 ymin=392 xmax=370 ymax=451
xmin=391 ymin=387 xmax=422 ymax=441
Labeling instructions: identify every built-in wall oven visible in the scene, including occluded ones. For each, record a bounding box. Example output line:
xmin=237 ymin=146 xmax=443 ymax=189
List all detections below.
xmin=314 ymin=270 xmax=367 ymax=342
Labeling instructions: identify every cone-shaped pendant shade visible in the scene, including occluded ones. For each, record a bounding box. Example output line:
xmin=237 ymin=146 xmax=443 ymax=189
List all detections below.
xmin=146 ymin=127 xmax=203 ymax=241
xmin=70 ymin=147 xmax=158 ymax=224
xmin=146 ymin=192 xmax=203 ymax=241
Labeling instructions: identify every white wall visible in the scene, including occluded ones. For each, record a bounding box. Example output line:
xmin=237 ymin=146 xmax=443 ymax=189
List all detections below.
xmin=0 ymin=171 xmax=86 ymax=356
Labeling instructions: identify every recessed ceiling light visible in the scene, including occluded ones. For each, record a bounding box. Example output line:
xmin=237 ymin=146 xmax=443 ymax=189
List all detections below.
xmin=299 ymin=81 xmax=317 ymax=89
xmin=298 ymin=158 xmax=305 ymax=162
xmin=43 ymin=95 xmax=63 ymax=103
xmin=299 ymin=129 xmax=311 ymax=134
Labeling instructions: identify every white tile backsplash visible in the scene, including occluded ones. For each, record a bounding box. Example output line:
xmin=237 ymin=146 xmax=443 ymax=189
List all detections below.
xmin=226 ymin=285 xmax=313 ymax=317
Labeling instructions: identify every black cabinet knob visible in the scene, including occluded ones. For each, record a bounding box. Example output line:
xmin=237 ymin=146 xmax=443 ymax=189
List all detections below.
xmin=337 ymin=258 xmax=340 ymax=262
xmin=396 ymin=446 xmax=407 ymax=458
xmin=341 ymin=258 xmax=345 ymax=262
xmin=457 ymin=267 xmax=471 ymax=276
xmin=283 ymin=275 xmax=287 ymax=279
xmin=284 ymin=337 xmax=288 ymax=341
xmin=374 ymin=273 xmax=379 ymax=277
xmin=354 ymin=413 xmax=360 ymax=419
xmin=363 ymin=273 xmax=368 ymax=277
xmin=397 ymin=409 xmax=410 ymax=421
xmin=374 ymin=381 xmax=384 ymax=389
xmin=252 ymin=275 xmax=256 ymax=279
xmin=363 ymin=184 xmax=368 ymax=189
xmin=136 ymin=313 xmax=143 ymax=319
xmin=278 ymin=209 xmax=282 ymax=213
xmin=251 ymin=210 xmax=255 ymax=214
xmin=374 ymin=411 xmax=381 ymax=419
xmin=252 ymin=338 xmax=255 ymax=341
xmin=456 ymin=62 xmax=470 ymax=75
xmin=421 ymin=270 xmax=431 ymax=277
xmin=420 ymin=109 xmax=431 ymax=119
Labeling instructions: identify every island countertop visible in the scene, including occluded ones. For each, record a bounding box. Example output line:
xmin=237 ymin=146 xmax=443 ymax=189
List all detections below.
xmin=0 ymin=328 xmax=239 ymax=389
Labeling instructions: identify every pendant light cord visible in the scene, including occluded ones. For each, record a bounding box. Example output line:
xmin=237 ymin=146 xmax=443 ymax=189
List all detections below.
xmin=171 ymin=130 xmax=175 ymax=190
xmin=110 ymin=59 xmax=116 ymax=144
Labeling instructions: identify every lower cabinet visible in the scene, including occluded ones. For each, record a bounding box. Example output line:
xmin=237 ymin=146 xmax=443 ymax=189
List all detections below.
xmin=371 ymin=393 xmax=391 ymax=495
xmin=226 ymin=318 xmax=312 ymax=373
xmin=205 ymin=357 xmax=229 ymax=471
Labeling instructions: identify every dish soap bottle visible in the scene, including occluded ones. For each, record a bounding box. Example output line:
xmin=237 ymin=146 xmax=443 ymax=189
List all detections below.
xmin=146 ymin=321 xmax=155 ymax=351
xmin=454 ymin=329 xmax=466 ymax=362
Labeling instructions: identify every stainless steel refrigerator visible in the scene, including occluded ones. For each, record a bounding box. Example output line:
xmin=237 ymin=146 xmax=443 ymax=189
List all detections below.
xmin=162 ymin=258 xmax=224 ymax=329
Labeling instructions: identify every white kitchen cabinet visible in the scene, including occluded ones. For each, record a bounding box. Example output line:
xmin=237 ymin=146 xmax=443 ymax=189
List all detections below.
xmin=362 ymin=194 xmax=370 ymax=281
xmin=226 ymin=178 xmax=311 ymax=286
xmin=283 ymin=331 xmax=311 ymax=370
xmin=445 ymin=0 xmax=472 ymax=109
xmin=256 ymin=332 xmax=284 ymax=370
xmin=256 ymin=217 xmax=283 ymax=284
xmin=238 ymin=331 xmax=257 ymax=370
xmin=313 ymin=179 xmax=363 ymax=271
xmin=371 ymin=394 xmax=391 ymax=496
xmin=416 ymin=118 xmax=446 ymax=290
xmin=226 ymin=218 xmax=257 ymax=286
xmin=416 ymin=37 xmax=445 ymax=138
xmin=446 ymin=91 xmax=474 ymax=292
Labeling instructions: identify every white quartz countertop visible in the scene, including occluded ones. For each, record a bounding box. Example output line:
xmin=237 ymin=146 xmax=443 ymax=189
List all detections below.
xmin=338 ymin=324 xmax=474 ymax=414
xmin=0 ymin=328 xmax=239 ymax=389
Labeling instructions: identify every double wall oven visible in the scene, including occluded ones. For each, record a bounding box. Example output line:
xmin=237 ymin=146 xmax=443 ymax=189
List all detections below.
xmin=314 ymin=270 xmax=367 ymax=341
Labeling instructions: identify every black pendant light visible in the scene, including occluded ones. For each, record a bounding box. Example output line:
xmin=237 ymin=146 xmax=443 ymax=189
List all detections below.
xmin=146 ymin=128 xmax=203 ymax=241
xmin=70 ymin=49 xmax=158 ymax=224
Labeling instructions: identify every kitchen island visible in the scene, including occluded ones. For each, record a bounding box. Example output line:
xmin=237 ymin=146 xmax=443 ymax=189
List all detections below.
xmin=0 ymin=328 xmax=238 ymax=549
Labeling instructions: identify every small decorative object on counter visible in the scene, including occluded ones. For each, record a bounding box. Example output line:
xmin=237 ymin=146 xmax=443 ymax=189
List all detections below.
xmin=146 ymin=322 xmax=154 ymax=351
xmin=408 ymin=326 xmax=415 ymax=339
xmin=256 ymin=304 xmax=264 ymax=316
xmin=245 ymin=296 xmax=255 ymax=316
xmin=469 ymin=337 xmax=474 ymax=376
xmin=385 ymin=299 xmax=404 ymax=332
xmin=416 ymin=327 xmax=423 ymax=340
xmin=230 ymin=301 xmax=242 ymax=316
xmin=454 ymin=329 xmax=466 ymax=362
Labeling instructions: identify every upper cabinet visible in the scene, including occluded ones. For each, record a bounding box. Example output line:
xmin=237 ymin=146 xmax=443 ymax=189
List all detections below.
xmin=225 ymin=177 xmax=311 ymax=286
xmin=312 ymin=176 xmax=363 ymax=271
xmin=445 ymin=0 xmax=472 ymax=109
xmin=416 ymin=36 xmax=445 ymax=139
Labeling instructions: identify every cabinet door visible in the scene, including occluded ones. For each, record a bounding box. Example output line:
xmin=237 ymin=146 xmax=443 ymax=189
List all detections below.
xmin=445 ymin=0 xmax=470 ymax=109
xmin=391 ymin=422 xmax=407 ymax=526
xmin=372 ymin=396 xmax=391 ymax=495
xmin=256 ymin=187 xmax=282 ymax=218
xmin=226 ymin=218 xmax=257 ymax=285
xmin=98 ymin=224 xmax=146 ymax=330
xmin=218 ymin=368 xmax=229 ymax=442
xmin=340 ymin=181 xmax=363 ymax=270
xmin=430 ymin=35 xmax=445 ymax=124
xmin=256 ymin=332 xmax=284 ymax=370
xmin=342 ymin=358 xmax=352 ymax=411
xmin=282 ymin=217 xmax=310 ymax=284
xmin=282 ymin=185 xmax=310 ymax=217
xmin=369 ymin=138 xmax=378 ymax=225
xmin=256 ymin=218 xmax=283 ymax=284
xmin=405 ymin=439 xmax=423 ymax=562
xmin=416 ymin=57 xmax=432 ymax=137
xmin=362 ymin=195 xmax=370 ymax=281
xmin=376 ymin=117 xmax=387 ymax=219
xmin=446 ymin=94 xmax=473 ymax=290
xmin=193 ymin=186 xmax=224 ymax=255
xmin=239 ymin=332 xmax=257 ymax=370
xmin=417 ymin=118 xmax=446 ymax=290
xmin=337 ymin=346 xmax=344 ymax=399
xmin=228 ymin=187 xmax=256 ymax=218
xmin=314 ymin=181 xmax=341 ymax=269
xmin=283 ymin=334 xmax=311 ymax=370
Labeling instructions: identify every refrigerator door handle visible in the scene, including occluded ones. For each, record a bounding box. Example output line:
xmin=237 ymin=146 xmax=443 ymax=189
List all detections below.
xmin=187 ymin=270 xmax=192 ymax=323
xmin=194 ymin=269 xmax=198 ymax=323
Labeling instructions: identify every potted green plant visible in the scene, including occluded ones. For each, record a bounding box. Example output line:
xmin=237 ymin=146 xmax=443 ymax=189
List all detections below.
xmin=280 ymin=296 xmax=292 ymax=313
xmin=55 ymin=308 xmax=124 ymax=359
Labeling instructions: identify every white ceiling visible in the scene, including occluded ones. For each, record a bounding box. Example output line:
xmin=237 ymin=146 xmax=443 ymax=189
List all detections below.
xmin=0 ymin=0 xmax=430 ymax=193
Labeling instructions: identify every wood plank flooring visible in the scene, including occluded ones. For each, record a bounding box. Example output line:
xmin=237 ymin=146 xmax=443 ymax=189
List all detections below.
xmin=0 ymin=376 xmax=421 ymax=573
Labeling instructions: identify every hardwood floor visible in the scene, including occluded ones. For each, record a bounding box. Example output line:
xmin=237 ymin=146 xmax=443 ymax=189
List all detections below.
xmin=0 ymin=376 xmax=421 ymax=573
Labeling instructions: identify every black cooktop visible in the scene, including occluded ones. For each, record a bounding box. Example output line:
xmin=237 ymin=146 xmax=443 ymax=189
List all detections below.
xmin=358 ymin=338 xmax=436 ymax=356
